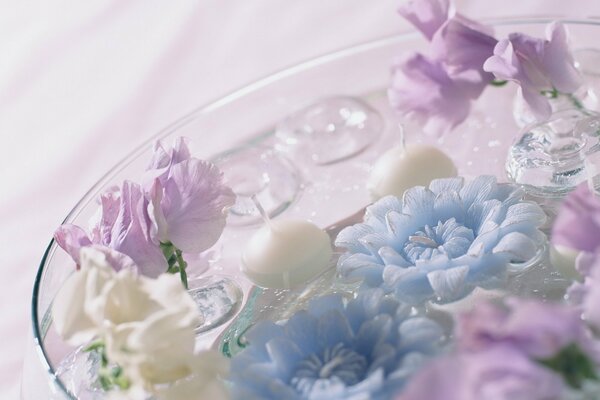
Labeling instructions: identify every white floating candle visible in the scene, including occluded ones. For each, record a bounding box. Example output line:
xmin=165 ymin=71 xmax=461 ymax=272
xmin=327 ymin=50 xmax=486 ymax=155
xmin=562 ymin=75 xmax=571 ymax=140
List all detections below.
xmin=241 ymin=196 xmax=333 ymax=289
xmin=367 ymin=144 xmax=457 ymax=200
xmin=242 ymin=219 xmax=333 ymax=289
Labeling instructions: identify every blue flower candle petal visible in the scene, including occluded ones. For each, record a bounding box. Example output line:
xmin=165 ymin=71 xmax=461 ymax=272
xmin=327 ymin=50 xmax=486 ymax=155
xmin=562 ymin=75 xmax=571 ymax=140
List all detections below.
xmin=336 ymin=175 xmax=546 ymax=305
xmin=230 ymin=290 xmax=444 ymax=399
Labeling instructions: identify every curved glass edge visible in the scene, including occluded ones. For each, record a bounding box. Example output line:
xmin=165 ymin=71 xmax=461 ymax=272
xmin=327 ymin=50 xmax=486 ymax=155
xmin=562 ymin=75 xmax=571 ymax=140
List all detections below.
xmin=29 ymin=16 xmax=600 ymax=398
xmin=52 ymin=16 xmax=600 ymax=227
xmin=31 ymin=238 xmax=75 ymax=400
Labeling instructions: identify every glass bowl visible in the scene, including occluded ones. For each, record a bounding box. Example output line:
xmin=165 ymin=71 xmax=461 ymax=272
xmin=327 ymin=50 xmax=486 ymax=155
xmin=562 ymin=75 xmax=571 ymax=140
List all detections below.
xmin=21 ymin=17 xmax=600 ymax=399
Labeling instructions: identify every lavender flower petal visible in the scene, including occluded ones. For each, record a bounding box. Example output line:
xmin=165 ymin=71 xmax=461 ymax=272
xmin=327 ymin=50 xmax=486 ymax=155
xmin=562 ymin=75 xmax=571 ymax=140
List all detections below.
xmin=431 ymin=14 xmax=497 ymax=82
xmin=552 ymin=183 xmax=600 ymax=254
xmin=108 ymin=181 xmax=167 ymax=277
xmin=144 ymin=137 xmax=192 ymax=185
xmin=151 ymin=159 xmax=235 ymax=253
xmin=398 ymin=0 xmax=452 ymax=40
xmin=388 ymin=53 xmax=476 ymax=136
xmin=396 ymin=345 xmax=565 ymax=400
xmin=54 ymin=224 xmax=93 ymax=264
xmin=484 ymin=21 xmax=582 ymax=120
xmin=456 ymin=300 xmax=591 ymax=359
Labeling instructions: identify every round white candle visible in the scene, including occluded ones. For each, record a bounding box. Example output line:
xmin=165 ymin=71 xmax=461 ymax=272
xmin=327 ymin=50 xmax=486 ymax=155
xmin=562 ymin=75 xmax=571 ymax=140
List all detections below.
xmin=242 ymin=219 xmax=333 ymax=289
xmin=549 ymin=244 xmax=580 ymax=280
xmin=367 ymin=144 xmax=458 ymax=200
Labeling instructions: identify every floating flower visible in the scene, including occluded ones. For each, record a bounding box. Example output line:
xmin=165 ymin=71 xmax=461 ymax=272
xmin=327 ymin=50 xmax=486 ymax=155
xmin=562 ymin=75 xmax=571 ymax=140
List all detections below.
xmin=398 ymin=0 xmax=452 ymax=40
xmin=483 ymin=21 xmax=583 ymax=120
xmin=430 ymin=15 xmax=497 ymax=82
xmin=230 ymin=290 xmax=444 ymax=399
xmin=55 ymin=181 xmax=167 ymax=277
xmin=397 ymin=299 xmax=600 ymax=399
xmin=552 ymin=183 xmax=600 ymax=255
xmin=391 ymin=0 xmax=497 ymax=136
xmin=388 ymin=54 xmax=481 ymax=136
xmin=335 ymin=176 xmax=546 ymax=304
xmin=144 ymin=137 xmax=235 ymax=283
xmin=456 ymin=299 xmax=599 ymax=360
xmin=53 ymin=246 xmax=229 ymax=399
xmin=396 ymin=345 xmax=566 ymax=400
xmin=144 ymin=136 xmax=192 ymax=184
xmin=551 ymin=182 xmax=600 ymax=280
xmin=567 ymin=256 xmax=600 ymax=332
xmin=55 ymin=137 xmax=235 ymax=284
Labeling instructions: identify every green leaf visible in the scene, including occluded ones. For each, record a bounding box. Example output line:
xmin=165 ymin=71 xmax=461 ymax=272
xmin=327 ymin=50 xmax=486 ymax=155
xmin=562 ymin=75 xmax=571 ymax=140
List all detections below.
xmin=99 ymin=374 xmax=112 ymax=391
xmin=83 ymin=340 xmax=105 ymax=353
xmin=537 ymin=343 xmax=599 ymax=389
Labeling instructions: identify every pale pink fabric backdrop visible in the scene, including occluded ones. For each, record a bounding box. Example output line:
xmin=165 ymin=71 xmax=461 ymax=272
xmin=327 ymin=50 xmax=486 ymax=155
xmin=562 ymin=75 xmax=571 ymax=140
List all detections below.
xmin=2 ymin=1 xmax=599 ymax=398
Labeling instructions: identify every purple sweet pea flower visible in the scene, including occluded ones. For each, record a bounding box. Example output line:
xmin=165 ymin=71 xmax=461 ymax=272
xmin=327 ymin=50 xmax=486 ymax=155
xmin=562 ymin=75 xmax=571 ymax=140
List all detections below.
xmin=55 ymin=181 xmax=167 ymax=277
xmin=144 ymin=136 xmax=192 ymax=184
xmin=145 ymin=138 xmax=236 ymax=254
xmin=398 ymin=0 xmax=453 ymax=40
xmin=400 ymin=0 xmax=496 ymax=79
xmin=389 ymin=54 xmax=481 ymax=136
xmin=456 ymin=299 xmax=595 ymax=360
xmin=392 ymin=0 xmax=497 ymax=136
xmin=397 ymin=298 xmax=600 ymax=400
xmin=552 ymin=183 xmax=600 ymax=254
xmin=54 ymin=224 xmax=93 ymax=265
xmin=483 ymin=21 xmax=582 ymax=120
xmin=568 ymin=256 xmax=600 ymax=332
xmin=396 ymin=345 xmax=566 ymax=400
xmin=431 ymin=14 xmax=497 ymax=82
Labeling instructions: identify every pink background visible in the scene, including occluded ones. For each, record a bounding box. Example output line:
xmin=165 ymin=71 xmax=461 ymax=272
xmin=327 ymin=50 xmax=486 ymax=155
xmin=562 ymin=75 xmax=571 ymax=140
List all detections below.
xmin=3 ymin=1 xmax=600 ymax=397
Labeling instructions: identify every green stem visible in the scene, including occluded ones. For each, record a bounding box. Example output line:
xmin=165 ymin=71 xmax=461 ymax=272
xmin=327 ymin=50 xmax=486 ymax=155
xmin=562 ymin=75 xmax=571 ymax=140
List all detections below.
xmin=537 ymin=343 xmax=598 ymax=389
xmin=175 ymin=249 xmax=188 ymax=289
xmin=567 ymin=93 xmax=585 ymax=110
xmin=160 ymin=241 xmax=189 ymax=289
xmin=84 ymin=341 xmax=130 ymax=391
xmin=489 ymin=79 xmax=508 ymax=87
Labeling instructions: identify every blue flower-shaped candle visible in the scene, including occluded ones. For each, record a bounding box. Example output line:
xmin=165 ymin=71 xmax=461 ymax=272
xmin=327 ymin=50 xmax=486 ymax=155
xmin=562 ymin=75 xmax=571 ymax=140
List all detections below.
xmin=230 ymin=290 xmax=444 ymax=399
xmin=335 ymin=176 xmax=546 ymax=305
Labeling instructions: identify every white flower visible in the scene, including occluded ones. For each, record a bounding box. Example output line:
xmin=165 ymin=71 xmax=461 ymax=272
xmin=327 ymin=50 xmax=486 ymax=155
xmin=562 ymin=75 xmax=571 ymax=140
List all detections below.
xmin=154 ymin=350 xmax=230 ymax=400
xmin=52 ymin=246 xmax=118 ymax=345
xmin=103 ymin=273 xmax=200 ymax=386
xmin=52 ymin=246 xmax=220 ymax=395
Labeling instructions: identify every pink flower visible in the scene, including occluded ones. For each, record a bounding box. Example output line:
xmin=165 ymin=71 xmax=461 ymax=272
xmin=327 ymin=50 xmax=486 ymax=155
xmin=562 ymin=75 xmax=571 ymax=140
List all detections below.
xmin=145 ymin=138 xmax=236 ymax=253
xmin=568 ymin=256 xmax=600 ymax=332
xmin=398 ymin=0 xmax=452 ymax=40
xmin=389 ymin=54 xmax=483 ymax=136
xmin=456 ymin=299 xmax=594 ymax=359
xmin=397 ymin=299 xmax=600 ymax=399
xmin=483 ymin=21 xmax=582 ymax=120
xmin=552 ymin=183 xmax=600 ymax=254
xmin=55 ymin=181 xmax=167 ymax=277
xmin=430 ymin=15 xmax=497 ymax=82
xmin=396 ymin=345 xmax=565 ymax=400
xmin=391 ymin=0 xmax=497 ymax=136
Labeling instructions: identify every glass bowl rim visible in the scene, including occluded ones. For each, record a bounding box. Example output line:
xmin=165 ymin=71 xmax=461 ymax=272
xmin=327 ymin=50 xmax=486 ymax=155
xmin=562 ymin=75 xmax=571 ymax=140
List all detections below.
xmin=30 ymin=15 xmax=600 ymax=398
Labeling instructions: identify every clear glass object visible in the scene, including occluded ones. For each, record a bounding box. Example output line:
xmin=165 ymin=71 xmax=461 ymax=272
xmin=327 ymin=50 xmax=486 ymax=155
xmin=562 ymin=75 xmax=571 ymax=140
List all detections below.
xmin=22 ymin=18 xmax=600 ymax=399
xmin=215 ymin=146 xmax=302 ymax=226
xmin=506 ymin=109 xmax=600 ymax=197
xmin=275 ymin=96 xmax=384 ymax=165
xmin=512 ymin=48 xmax=600 ymax=127
xmin=512 ymin=86 xmax=598 ymax=127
